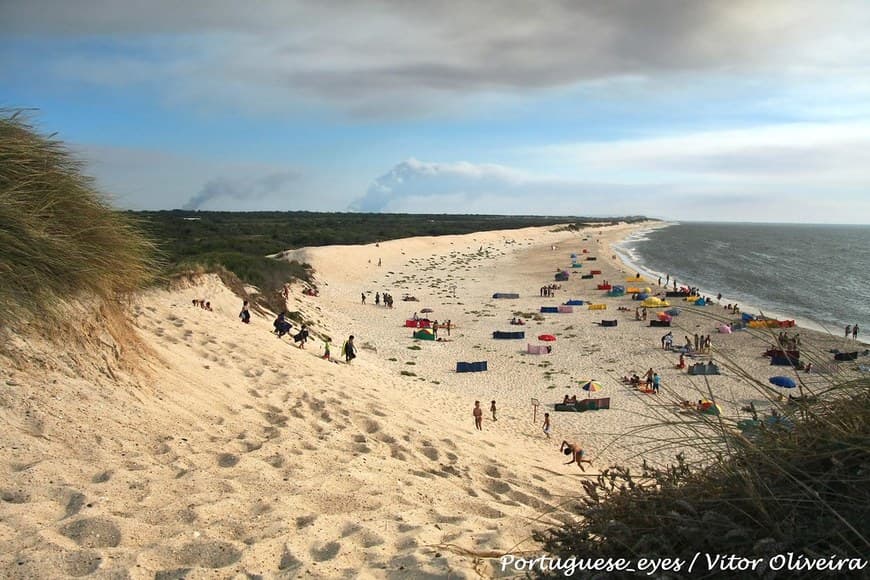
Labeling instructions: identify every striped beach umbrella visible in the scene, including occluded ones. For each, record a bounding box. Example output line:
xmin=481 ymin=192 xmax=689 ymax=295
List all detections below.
xmin=580 ymin=380 xmax=603 ymax=397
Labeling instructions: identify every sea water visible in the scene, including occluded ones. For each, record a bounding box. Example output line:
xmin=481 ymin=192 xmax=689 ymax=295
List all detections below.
xmin=614 ymin=222 xmax=870 ymax=341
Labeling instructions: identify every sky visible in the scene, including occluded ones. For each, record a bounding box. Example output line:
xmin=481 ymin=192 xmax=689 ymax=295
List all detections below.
xmin=2 ymin=0 xmax=869 ymax=223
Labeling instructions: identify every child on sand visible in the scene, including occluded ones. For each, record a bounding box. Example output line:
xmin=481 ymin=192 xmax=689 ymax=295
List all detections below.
xmin=239 ymin=300 xmax=250 ymax=324
xmin=473 ymin=401 xmax=483 ymax=430
xmin=490 ymin=400 xmax=497 ymax=421
xmin=542 ymin=413 xmax=551 ymax=439
xmin=560 ymin=440 xmax=592 ymax=471
xmin=322 ymin=339 xmax=331 ymax=360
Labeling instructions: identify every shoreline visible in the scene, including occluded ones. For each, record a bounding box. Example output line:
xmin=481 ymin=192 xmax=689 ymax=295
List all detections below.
xmin=607 ymin=223 xmax=868 ymax=345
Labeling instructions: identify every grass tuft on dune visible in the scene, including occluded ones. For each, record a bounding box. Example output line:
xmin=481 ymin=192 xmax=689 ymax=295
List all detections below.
xmin=0 ymin=111 xmax=157 ymax=325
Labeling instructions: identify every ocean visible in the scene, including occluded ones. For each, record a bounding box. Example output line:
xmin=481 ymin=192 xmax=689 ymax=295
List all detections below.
xmin=614 ymin=222 xmax=870 ymax=342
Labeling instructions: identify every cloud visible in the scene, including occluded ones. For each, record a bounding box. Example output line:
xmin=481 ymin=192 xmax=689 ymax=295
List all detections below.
xmin=353 ymin=147 xmax=870 ymax=223
xmin=73 ymin=144 xmax=315 ymax=211
xmin=183 ymin=171 xmax=300 ymax=210
xmin=4 ymin=1 xmax=869 ymax=116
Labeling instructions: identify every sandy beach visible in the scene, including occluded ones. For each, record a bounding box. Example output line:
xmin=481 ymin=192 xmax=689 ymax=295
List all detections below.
xmin=0 ymin=221 xmax=855 ymax=578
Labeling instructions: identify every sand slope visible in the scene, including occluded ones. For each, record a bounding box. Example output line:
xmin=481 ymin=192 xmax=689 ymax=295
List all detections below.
xmin=0 ymin=222 xmax=854 ymax=578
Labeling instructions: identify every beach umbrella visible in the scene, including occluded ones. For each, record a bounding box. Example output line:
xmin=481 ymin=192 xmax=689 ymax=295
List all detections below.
xmin=580 ymin=380 xmax=603 ymax=397
xmin=420 ymin=307 xmax=434 ymax=313
xmin=769 ymin=376 xmax=797 ymax=389
xmin=538 ymin=334 xmax=556 ymax=342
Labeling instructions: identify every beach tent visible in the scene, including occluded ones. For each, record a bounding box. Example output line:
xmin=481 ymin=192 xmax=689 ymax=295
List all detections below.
xmin=420 ymin=307 xmax=434 ymax=313
xmin=769 ymin=376 xmax=796 ymax=388
xmin=590 ymin=269 xmax=602 ymax=275
xmin=666 ymin=308 xmax=681 ymax=316
xmin=636 ymin=293 xmax=650 ymax=301
xmin=581 ymin=274 xmax=594 ymax=279
xmin=527 ymin=344 xmax=550 ymax=355
xmin=492 ymin=293 xmax=520 ymax=299
xmin=626 ymin=277 xmax=647 ymax=283
xmin=555 ymin=271 xmax=569 ymax=281
xmin=649 ymin=320 xmax=670 ymax=327
xmin=570 ymin=253 xmax=577 ymax=260
xmin=493 ymin=331 xmax=525 ymax=339
xmin=456 ymin=361 xmax=487 ymax=373
xmin=641 ymin=297 xmax=669 ymax=308
xmin=540 ymin=306 xmax=559 ymax=313
xmin=597 ymin=283 xmax=612 ymax=291
xmin=695 ymin=298 xmax=708 ymax=306
xmin=571 ymin=263 xmax=583 ymax=268
xmin=742 ymin=313 xmax=756 ymax=322
xmin=657 ymin=312 xmax=672 ymax=322
xmin=608 ymin=286 xmax=625 ymax=297
xmin=558 ymin=305 xmax=574 ymax=313
xmin=600 ymin=320 xmax=618 ymax=327
xmin=699 ymin=401 xmax=721 ymax=416
xmin=565 ymin=299 xmax=584 ymax=305
xmin=413 ymin=328 xmax=435 ymax=340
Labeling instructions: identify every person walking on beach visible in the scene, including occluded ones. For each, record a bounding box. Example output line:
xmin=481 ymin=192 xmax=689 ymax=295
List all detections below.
xmin=666 ymin=274 xmax=670 ymax=286
xmin=490 ymin=400 xmax=497 ymax=421
xmin=473 ymin=401 xmax=483 ymax=430
xmin=343 ymin=335 xmax=356 ymax=363
xmin=446 ymin=320 xmax=451 ymax=336
xmin=239 ymin=300 xmax=250 ymax=324
xmin=322 ymin=339 xmax=331 ymax=361
xmin=432 ymin=320 xmax=439 ymax=339
xmin=652 ymin=373 xmax=661 ymax=394
xmin=375 ymin=292 xmax=380 ymax=306
xmin=560 ymin=441 xmax=592 ymax=471
xmin=542 ymin=413 xmax=551 ymax=439
xmin=846 ymin=324 xmax=851 ymax=338
xmin=854 ymin=324 xmax=860 ymax=340
xmin=361 ymin=292 xmax=366 ymax=305
xmin=694 ymin=333 xmax=700 ymax=351
xmin=378 ymin=258 xmax=382 ymax=267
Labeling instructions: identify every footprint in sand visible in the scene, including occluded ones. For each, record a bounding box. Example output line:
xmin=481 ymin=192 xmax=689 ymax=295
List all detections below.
xmin=1 ymin=489 xmax=29 ymax=504
xmin=169 ymin=541 xmax=242 ymax=569
xmin=59 ymin=517 xmax=121 ymax=549
xmin=278 ymin=548 xmax=303 ymax=572
xmin=58 ymin=549 xmax=103 ymax=577
xmin=310 ymin=541 xmax=341 ymax=562
xmin=217 ymin=453 xmax=239 ymax=468
xmin=419 ymin=446 xmax=439 ymax=461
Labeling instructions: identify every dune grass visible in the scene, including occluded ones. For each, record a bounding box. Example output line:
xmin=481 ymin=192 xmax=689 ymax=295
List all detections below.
xmin=533 ymin=316 xmax=869 ymax=578
xmin=0 ymin=111 xmax=157 ymax=325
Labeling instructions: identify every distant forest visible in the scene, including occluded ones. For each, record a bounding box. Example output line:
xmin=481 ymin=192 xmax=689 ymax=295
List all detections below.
xmin=134 ymin=210 xmax=649 ymax=309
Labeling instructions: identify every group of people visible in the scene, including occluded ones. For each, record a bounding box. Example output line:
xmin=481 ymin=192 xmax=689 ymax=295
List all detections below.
xmin=624 ymin=368 xmax=661 ymax=393
xmin=678 ymin=333 xmax=712 ymax=354
xmin=539 ymin=284 xmax=560 ymax=297
xmin=365 ymin=291 xmax=394 ymax=308
xmin=724 ymin=303 xmax=741 ymax=314
xmin=192 ymin=299 xmax=213 ymax=311
xmin=472 ymin=400 xmax=498 ymax=429
xmin=634 ymin=306 xmax=648 ymax=321
xmin=777 ymin=331 xmax=801 ymax=350
xmin=845 ymin=324 xmax=860 ymax=340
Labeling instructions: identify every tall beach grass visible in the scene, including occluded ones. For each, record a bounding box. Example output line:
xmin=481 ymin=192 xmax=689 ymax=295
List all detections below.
xmin=0 ymin=111 xmax=157 ymax=327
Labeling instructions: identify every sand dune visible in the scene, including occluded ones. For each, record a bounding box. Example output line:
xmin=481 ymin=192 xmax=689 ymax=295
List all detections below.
xmin=0 ymin=222 xmax=852 ymax=578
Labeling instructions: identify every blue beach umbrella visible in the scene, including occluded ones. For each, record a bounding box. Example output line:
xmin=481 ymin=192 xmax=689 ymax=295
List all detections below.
xmin=769 ymin=376 xmax=797 ymax=389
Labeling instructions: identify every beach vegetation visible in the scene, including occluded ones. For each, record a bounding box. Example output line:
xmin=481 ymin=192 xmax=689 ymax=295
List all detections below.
xmin=0 ymin=111 xmax=157 ymax=328
xmin=534 ymin=323 xmax=869 ymax=579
